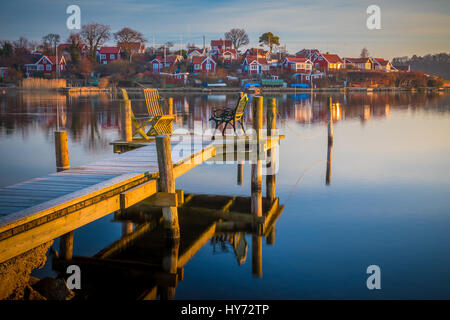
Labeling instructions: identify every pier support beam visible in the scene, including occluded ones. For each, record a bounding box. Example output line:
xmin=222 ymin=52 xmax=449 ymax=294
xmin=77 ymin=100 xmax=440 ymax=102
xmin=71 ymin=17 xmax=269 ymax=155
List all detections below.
xmin=237 ymin=162 xmax=243 ymax=185
xmin=156 ymin=135 xmax=180 ymax=239
xmin=59 ymin=232 xmax=73 ymax=260
xmin=121 ymin=98 xmax=132 ymax=142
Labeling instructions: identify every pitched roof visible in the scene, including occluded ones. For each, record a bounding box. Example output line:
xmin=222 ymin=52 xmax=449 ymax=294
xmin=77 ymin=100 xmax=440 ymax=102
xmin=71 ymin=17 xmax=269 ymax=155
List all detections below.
xmin=245 ymin=56 xmax=269 ymax=65
xmin=245 ymin=48 xmax=269 ymax=56
xmin=344 ymin=57 xmax=372 ymax=63
xmin=211 ymin=40 xmax=232 ymax=47
xmin=117 ymin=42 xmax=145 ymax=51
xmin=372 ymin=58 xmax=390 ymax=66
xmin=285 ymin=57 xmax=310 ymax=63
xmin=320 ymin=53 xmax=343 ymax=63
xmin=99 ymin=46 xmax=120 ymax=54
xmin=153 ymin=55 xmax=180 ymax=64
xmin=43 ymin=55 xmax=65 ymax=65
xmin=192 ymin=56 xmax=216 ymax=65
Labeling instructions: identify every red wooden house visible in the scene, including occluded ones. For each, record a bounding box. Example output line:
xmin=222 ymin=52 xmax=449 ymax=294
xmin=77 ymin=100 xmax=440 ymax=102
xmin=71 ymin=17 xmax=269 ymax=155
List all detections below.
xmin=191 ymin=56 xmax=217 ymax=73
xmin=218 ymin=48 xmax=238 ymax=63
xmin=243 ymin=48 xmax=270 ymax=59
xmin=313 ymin=53 xmax=344 ymax=71
xmin=281 ymin=57 xmax=313 ymax=73
xmin=150 ymin=55 xmax=183 ymax=73
xmin=187 ymin=47 xmax=205 ymax=61
xmin=97 ymin=47 xmax=120 ymax=64
xmin=210 ymin=40 xmax=232 ymax=54
xmin=24 ymin=55 xmax=67 ymax=77
xmin=242 ymin=56 xmax=270 ymax=75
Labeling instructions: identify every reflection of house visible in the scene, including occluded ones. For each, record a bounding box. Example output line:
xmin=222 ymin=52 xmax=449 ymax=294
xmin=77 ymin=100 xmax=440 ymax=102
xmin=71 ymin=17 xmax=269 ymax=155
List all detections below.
xmin=372 ymin=58 xmax=393 ymax=72
xmin=313 ymin=53 xmax=344 ymax=71
xmin=97 ymin=47 xmax=120 ymax=64
xmin=242 ymin=56 xmax=270 ymax=75
xmin=281 ymin=57 xmax=312 ymax=73
xmin=343 ymin=57 xmax=373 ymax=70
xmin=24 ymin=55 xmax=66 ymax=77
xmin=191 ymin=56 xmax=217 ymax=73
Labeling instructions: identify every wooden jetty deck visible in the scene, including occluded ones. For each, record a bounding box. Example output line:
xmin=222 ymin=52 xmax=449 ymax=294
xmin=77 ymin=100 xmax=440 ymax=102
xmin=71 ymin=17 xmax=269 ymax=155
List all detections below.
xmin=0 ymin=137 xmax=215 ymax=263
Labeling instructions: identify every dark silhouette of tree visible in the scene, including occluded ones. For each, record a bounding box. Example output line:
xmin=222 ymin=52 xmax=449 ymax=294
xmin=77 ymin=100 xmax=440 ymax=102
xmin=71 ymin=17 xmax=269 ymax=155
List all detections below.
xmin=114 ymin=27 xmax=146 ymax=62
xmin=67 ymin=33 xmax=84 ymax=64
xmin=225 ymin=28 xmax=249 ymax=51
xmin=81 ymin=23 xmax=111 ymax=62
xmin=360 ymin=47 xmax=369 ymax=58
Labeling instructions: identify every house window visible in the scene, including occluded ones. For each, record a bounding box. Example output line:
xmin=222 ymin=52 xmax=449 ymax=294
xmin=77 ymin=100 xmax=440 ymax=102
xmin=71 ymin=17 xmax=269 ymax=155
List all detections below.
xmin=194 ymin=64 xmax=201 ymax=70
xmin=103 ymin=61 xmax=107 ymax=65
xmin=110 ymin=54 xmax=115 ymax=59
xmin=37 ymin=65 xmax=44 ymax=71
xmin=206 ymin=63 xmax=211 ymax=70
xmin=101 ymin=54 xmax=106 ymax=59
xmin=46 ymin=64 xmax=52 ymax=71
xmin=250 ymin=64 xmax=258 ymax=70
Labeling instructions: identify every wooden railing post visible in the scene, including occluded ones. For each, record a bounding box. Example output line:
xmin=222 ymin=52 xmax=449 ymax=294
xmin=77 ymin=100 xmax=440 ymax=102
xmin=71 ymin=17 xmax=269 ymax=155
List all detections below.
xmin=156 ymin=135 xmax=180 ymax=239
xmin=167 ymin=97 xmax=173 ymax=115
xmin=253 ymin=96 xmax=263 ymax=150
xmin=121 ymin=98 xmax=132 ymax=142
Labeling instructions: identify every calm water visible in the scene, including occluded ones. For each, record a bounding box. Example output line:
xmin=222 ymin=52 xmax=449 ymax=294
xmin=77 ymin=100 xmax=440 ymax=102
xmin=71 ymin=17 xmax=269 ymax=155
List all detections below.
xmin=1 ymin=90 xmax=450 ymax=299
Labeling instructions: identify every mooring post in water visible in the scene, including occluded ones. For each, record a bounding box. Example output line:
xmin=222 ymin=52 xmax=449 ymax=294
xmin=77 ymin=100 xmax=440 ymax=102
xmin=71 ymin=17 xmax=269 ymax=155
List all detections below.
xmin=55 ymin=131 xmax=69 ymax=172
xmin=237 ymin=162 xmax=243 ymax=185
xmin=252 ymin=235 xmax=263 ymax=278
xmin=121 ymin=222 xmax=134 ymax=237
xmin=167 ymin=97 xmax=173 ymax=115
xmin=326 ymin=97 xmax=333 ymax=185
xmin=121 ymin=97 xmax=132 ymax=142
xmin=267 ymin=226 xmax=275 ymax=246
xmin=54 ymin=130 xmax=73 ymax=260
xmin=266 ymin=98 xmax=277 ymax=201
xmin=253 ymin=96 xmax=263 ymax=151
xmin=156 ymin=135 xmax=180 ymax=239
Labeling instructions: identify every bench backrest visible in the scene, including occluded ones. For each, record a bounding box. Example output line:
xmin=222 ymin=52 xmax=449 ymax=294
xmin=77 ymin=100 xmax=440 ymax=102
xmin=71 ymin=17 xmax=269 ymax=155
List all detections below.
xmin=234 ymin=94 xmax=249 ymax=122
xmin=143 ymin=88 xmax=164 ymax=116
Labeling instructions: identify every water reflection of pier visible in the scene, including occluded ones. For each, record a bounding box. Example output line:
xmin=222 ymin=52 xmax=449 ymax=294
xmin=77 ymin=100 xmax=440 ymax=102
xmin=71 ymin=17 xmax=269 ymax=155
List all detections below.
xmin=52 ymin=159 xmax=284 ymax=300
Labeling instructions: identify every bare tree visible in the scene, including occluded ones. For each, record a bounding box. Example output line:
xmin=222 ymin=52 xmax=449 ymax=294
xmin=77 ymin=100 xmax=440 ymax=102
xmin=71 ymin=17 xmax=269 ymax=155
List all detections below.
xmin=225 ymin=28 xmax=249 ymax=51
xmin=42 ymin=33 xmax=60 ymax=55
xmin=114 ymin=27 xmax=146 ymax=62
xmin=360 ymin=47 xmax=370 ymax=58
xmin=81 ymin=23 xmax=111 ymax=62
xmin=67 ymin=33 xmax=84 ymax=63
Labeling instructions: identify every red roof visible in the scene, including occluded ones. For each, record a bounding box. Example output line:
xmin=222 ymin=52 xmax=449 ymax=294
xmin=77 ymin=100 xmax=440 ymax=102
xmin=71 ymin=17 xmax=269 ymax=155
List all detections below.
xmin=45 ymin=56 xmax=65 ymax=65
xmin=373 ymin=58 xmax=390 ymax=66
xmin=321 ymin=53 xmax=343 ymax=63
xmin=344 ymin=57 xmax=372 ymax=64
xmin=99 ymin=46 xmax=120 ymax=54
xmin=117 ymin=42 xmax=144 ymax=51
xmin=153 ymin=55 xmax=180 ymax=64
xmin=246 ymin=56 xmax=269 ymax=65
xmin=285 ymin=57 xmax=310 ymax=63
xmin=192 ymin=56 xmax=216 ymax=65
xmin=220 ymin=48 xmax=237 ymax=55
xmin=245 ymin=48 xmax=268 ymax=56
xmin=211 ymin=40 xmax=232 ymax=47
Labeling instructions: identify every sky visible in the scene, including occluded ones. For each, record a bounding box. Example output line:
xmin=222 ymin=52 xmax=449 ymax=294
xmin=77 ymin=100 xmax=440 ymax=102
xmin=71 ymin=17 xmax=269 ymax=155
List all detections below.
xmin=0 ymin=0 xmax=449 ymax=59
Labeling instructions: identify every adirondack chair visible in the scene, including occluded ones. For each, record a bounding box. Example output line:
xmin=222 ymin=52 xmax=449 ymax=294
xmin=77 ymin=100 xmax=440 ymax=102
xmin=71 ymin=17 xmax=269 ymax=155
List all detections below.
xmin=209 ymin=93 xmax=249 ymax=138
xmin=121 ymin=88 xmax=175 ymax=140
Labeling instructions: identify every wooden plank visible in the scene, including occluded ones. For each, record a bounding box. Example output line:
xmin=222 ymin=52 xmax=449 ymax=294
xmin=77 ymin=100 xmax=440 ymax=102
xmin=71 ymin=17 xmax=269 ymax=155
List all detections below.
xmin=178 ymin=222 xmax=216 ymax=267
xmin=142 ymin=192 xmax=177 ymax=207
xmin=120 ymin=179 xmax=158 ymax=209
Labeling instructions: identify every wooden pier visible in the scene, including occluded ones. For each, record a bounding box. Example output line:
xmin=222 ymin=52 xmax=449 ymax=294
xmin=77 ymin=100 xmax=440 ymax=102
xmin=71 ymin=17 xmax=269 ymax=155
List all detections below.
xmin=0 ymin=136 xmax=215 ymax=263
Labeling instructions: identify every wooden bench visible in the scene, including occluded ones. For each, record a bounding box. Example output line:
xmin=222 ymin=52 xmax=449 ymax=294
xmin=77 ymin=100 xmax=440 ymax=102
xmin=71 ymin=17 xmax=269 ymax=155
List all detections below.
xmin=209 ymin=94 xmax=249 ymax=138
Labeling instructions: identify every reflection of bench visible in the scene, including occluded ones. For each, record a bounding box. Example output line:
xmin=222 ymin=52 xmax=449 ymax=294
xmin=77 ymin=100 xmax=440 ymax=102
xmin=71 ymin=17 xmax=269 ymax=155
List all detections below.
xmin=209 ymin=94 xmax=249 ymax=138
xmin=121 ymin=88 xmax=175 ymax=140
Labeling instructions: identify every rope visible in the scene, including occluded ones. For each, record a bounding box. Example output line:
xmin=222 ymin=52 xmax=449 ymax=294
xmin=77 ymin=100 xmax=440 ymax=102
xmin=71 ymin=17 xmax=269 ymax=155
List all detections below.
xmin=285 ymin=159 xmax=327 ymax=205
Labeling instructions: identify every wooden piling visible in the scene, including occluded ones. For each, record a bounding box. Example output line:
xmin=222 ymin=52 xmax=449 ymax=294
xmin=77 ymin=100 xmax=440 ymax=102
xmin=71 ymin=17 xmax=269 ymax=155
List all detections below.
xmin=253 ymin=96 xmax=263 ymax=149
xmin=121 ymin=98 xmax=132 ymax=142
xmin=54 ymin=131 xmax=69 ymax=172
xmin=252 ymin=235 xmax=263 ymax=278
xmin=156 ymin=135 xmax=180 ymax=239
xmin=266 ymin=98 xmax=277 ymax=201
xmin=59 ymin=232 xmax=73 ymax=260
xmin=160 ymin=237 xmax=180 ymax=300
xmin=167 ymin=97 xmax=173 ymax=115
xmin=237 ymin=162 xmax=243 ymax=185
xmin=327 ymin=97 xmax=333 ymax=144
xmin=326 ymin=97 xmax=333 ymax=185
